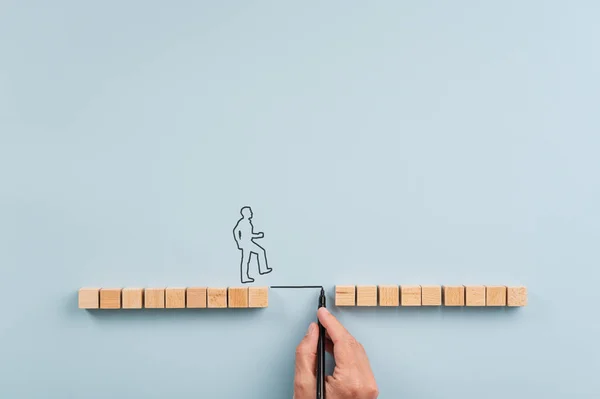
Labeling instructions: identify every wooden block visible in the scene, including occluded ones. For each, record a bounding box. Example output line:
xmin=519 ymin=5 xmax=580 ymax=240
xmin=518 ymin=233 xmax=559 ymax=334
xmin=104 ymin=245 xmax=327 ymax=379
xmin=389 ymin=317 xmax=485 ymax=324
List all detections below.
xmin=466 ymin=286 xmax=486 ymax=306
xmin=401 ymin=285 xmax=422 ymax=306
xmin=228 ymin=287 xmax=249 ymax=308
xmin=444 ymin=286 xmax=465 ymax=306
xmin=356 ymin=285 xmax=378 ymax=306
xmin=335 ymin=285 xmax=356 ymax=306
xmin=207 ymin=288 xmax=228 ymax=308
xmin=379 ymin=285 xmax=399 ymax=306
xmin=507 ymin=286 xmax=527 ymax=307
xmin=78 ymin=288 xmax=99 ymax=309
xmin=166 ymin=287 xmax=186 ymax=308
xmin=486 ymin=286 xmax=507 ymax=306
xmin=187 ymin=287 xmax=207 ymax=308
xmin=249 ymin=286 xmax=269 ymax=308
xmin=421 ymin=285 xmax=442 ymax=306
xmin=122 ymin=288 xmax=143 ymax=309
xmin=100 ymin=288 xmax=121 ymax=309
xmin=144 ymin=288 xmax=165 ymax=308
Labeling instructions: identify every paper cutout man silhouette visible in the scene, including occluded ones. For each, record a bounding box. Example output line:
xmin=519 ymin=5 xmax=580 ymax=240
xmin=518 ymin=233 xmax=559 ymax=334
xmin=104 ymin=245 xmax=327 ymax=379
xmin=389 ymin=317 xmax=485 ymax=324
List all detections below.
xmin=233 ymin=206 xmax=272 ymax=283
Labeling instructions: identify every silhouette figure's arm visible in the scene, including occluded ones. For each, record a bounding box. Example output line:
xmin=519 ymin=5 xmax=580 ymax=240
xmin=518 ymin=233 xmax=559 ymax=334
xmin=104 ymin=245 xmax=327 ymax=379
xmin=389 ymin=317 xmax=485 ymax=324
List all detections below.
xmin=233 ymin=222 xmax=241 ymax=244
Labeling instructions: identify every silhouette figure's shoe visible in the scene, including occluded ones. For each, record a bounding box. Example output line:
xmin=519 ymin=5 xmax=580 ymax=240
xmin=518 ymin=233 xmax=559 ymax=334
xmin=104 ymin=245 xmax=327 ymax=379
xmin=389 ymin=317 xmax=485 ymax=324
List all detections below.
xmin=242 ymin=277 xmax=255 ymax=284
xmin=259 ymin=268 xmax=273 ymax=275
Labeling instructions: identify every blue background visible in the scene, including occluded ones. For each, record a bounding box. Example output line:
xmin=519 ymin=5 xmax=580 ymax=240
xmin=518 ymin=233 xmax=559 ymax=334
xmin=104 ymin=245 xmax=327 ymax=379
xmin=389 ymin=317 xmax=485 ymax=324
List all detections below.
xmin=1 ymin=1 xmax=599 ymax=398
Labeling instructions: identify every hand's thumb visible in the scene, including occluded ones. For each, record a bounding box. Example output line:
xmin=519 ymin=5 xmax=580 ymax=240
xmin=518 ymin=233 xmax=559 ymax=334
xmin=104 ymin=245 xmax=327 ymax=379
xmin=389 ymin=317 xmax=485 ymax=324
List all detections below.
xmin=294 ymin=323 xmax=319 ymax=398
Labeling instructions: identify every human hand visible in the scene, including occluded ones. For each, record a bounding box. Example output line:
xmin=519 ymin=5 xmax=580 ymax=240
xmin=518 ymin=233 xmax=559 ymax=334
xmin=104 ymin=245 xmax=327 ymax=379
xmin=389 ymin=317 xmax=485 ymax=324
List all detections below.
xmin=294 ymin=308 xmax=379 ymax=399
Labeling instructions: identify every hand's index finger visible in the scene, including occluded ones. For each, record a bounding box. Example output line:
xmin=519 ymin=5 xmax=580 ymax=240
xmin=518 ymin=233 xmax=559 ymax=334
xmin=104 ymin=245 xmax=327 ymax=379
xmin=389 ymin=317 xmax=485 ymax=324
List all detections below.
xmin=317 ymin=308 xmax=351 ymax=345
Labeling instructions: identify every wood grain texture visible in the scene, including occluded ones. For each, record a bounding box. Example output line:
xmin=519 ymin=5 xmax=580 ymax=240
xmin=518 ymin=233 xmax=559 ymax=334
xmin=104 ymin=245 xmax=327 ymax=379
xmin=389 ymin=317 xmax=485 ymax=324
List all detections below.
xmin=421 ymin=285 xmax=442 ymax=306
xmin=207 ymin=288 xmax=228 ymax=308
xmin=379 ymin=285 xmax=399 ymax=307
xmin=401 ymin=285 xmax=422 ymax=306
xmin=100 ymin=288 xmax=121 ymax=309
xmin=356 ymin=285 xmax=378 ymax=306
xmin=466 ymin=286 xmax=486 ymax=306
xmin=78 ymin=288 xmax=100 ymax=309
xmin=507 ymin=286 xmax=527 ymax=307
xmin=486 ymin=286 xmax=507 ymax=306
xmin=228 ymin=287 xmax=249 ymax=308
xmin=144 ymin=288 xmax=165 ymax=308
xmin=122 ymin=288 xmax=143 ymax=309
xmin=444 ymin=286 xmax=465 ymax=306
xmin=248 ymin=286 xmax=269 ymax=308
xmin=335 ymin=285 xmax=356 ymax=306
xmin=166 ymin=288 xmax=186 ymax=308
xmin=186 ymin=287 xmax=207 ymax=308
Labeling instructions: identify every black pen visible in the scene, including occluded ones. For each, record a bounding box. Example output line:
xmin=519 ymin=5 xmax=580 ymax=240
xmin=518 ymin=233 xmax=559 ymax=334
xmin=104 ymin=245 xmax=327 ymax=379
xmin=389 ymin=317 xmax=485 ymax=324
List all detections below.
xmin=317 ymin=288 xmax=326 ymax=399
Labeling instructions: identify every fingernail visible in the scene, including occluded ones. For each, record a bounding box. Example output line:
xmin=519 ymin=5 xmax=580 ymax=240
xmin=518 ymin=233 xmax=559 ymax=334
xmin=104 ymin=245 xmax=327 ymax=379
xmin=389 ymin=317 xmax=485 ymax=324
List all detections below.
xmin=307 ymin=323 xmax=315 ymax=334
xmin=320 ymin=307 xmax=330 ymax=315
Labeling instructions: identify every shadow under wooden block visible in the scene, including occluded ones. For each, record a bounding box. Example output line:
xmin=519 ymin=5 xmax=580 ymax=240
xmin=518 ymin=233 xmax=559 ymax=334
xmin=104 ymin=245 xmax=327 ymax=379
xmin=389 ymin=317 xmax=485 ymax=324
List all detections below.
xmin=466 ymin=286 xmax=486 ymax=306
xmin=122 ymin=288 xmax=143 ymax=309
xmin=208 ymin=288 xmax=228 ymax=308
xmin=78 ymin=288 xmax=100 ymax=309
xmin=486 ymin=286 xmax=507 ymax=306
xmin=507 ymin=286 xmax=527 ymax=307
xmin=356 ymin=285 xmax=377 ymax=306
xmin=228 ymin=287 xmax=249 ymax=308
xmin=166 ymin=288 xmax=186 ymax=309
xmin=379 ymin=285 xmax=399 ymax=307
xmin=444 ymin=286 xmax=465 ymax=306
xmin=100 ymin=288 xmax=121 ymax=309
xmin=335 ymin=285 xmax=356 ymax=306
xmin=401 ymin=285 xmax=422 ymax=306
xmin=145 ymin=288 xmax=165 ymax=308
xmin=187 ymin=287 xmax=207 ymax=308
xmin=421 ymin=285 xmax=442 ymax=306
xmin=249 ymin=287 xmax=269 ymax=308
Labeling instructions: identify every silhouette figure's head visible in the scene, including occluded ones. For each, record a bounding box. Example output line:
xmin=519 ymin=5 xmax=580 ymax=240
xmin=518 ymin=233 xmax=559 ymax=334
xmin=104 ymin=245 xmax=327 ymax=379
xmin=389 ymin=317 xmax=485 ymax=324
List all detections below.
xmin=240 ymin=206 xmax=253 ymax=219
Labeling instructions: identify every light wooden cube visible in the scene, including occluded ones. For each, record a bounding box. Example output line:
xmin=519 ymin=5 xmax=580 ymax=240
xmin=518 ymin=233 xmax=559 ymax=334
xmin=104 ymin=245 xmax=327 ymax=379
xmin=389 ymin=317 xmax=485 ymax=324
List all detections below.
xmin=78 ymin=288 xmax=100 ymax=309
xmin=166 ymin=287 xmax=186 ymax=308
xmin=507 ymin=286 xmax=527 ymax=307
xmin=421 ymin=285 xmax=442 ymax=306
xmin=122 ymin=288 xmax=143 ymax=309
xmin=228 ymin=287 xmax=249 ymax=308
xmin=444 ymin=286 xmax=465 ymax=306
xmin=379 ymin=285 xmax=399 ymax=306
xmin=401 ymin=285 xmax=422 ymax=306
xmin=356 ymin=285 xmax=378 ymax=306
xmin=335 ymin=285 xmax=356 ymax=306
xmin=100 ymin=288 xmax=121 ymax=309
xmin=486 ymin=286 xmax=507 ymax=306
xmin=466 ymin=286 xmax=486 ymax=306
xmin=187 ymin=287 xmax=207 ymax=308
xmin=145 ymin=288 xmax=165 ymax=308
xmin=249 ymin=286 xmax=269 ymax=308
xmin=207 ymin=288 xmax=228 ymax=308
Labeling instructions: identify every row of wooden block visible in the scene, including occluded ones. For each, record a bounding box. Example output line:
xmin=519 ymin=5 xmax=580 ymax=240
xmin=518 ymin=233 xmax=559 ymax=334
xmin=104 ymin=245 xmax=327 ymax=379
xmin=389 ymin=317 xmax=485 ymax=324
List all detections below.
xmin=78 ymin=287 xmax=269 ymax=309
xmin=335 ymin=285 xmax=527 ymax=307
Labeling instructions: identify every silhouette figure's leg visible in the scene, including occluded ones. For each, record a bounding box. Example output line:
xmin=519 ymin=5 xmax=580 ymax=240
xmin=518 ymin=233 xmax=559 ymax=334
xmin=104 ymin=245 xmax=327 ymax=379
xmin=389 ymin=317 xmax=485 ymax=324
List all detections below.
xmin=252 ymin=243 xmax=272 ymax=275
xmin=240 ymin=250 xmax=254 ymax=283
